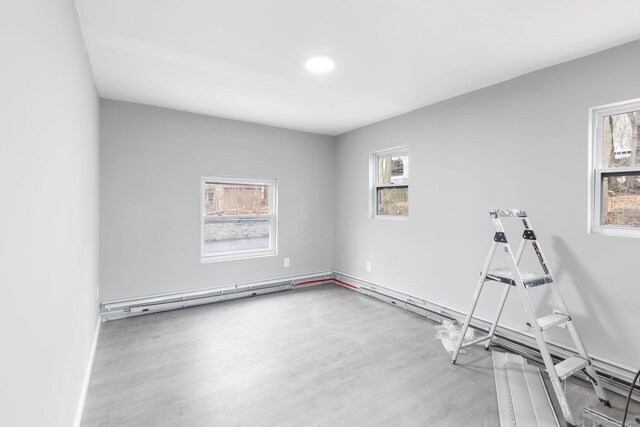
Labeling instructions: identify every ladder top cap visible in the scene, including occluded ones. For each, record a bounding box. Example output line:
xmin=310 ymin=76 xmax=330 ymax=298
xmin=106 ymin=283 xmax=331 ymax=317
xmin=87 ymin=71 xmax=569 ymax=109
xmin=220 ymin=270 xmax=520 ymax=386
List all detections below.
xmin=490 ymin=208 xmax=528 ymax=218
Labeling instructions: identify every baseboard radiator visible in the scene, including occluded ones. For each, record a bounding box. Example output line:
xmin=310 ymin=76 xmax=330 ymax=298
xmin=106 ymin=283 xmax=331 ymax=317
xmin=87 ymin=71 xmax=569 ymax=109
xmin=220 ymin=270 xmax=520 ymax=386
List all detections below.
xmin=100 ymin=271 xmax=334 ymax=321
xmin=100 ymin=270 xmax=638 ymax=401
xmin=332 ymin=271 xmax=639 ymax=403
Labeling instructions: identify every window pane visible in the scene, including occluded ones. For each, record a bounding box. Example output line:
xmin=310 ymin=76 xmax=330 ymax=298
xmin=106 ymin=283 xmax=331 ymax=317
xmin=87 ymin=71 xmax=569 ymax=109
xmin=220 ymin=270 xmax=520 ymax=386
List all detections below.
xmin=602 ymin=111 xmax=640 ymax=168
xmin=377 ymin=187 xmax=408 ymax=216
xmin=204 ymin=218 xmax=270 ymax=254
xmin=204 ymin=183 xmax=269 ymax=216
xmin=601 ymin=174 xmax=640 ymax=228
xmin=377 ymin=153 xmax=409 ymax=185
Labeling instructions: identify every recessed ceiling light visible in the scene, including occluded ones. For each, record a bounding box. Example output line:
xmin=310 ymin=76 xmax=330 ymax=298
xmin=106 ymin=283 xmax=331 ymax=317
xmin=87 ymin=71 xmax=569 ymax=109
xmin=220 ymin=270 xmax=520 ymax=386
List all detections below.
xmin=305 ymin=55 xmax=335 ymax=73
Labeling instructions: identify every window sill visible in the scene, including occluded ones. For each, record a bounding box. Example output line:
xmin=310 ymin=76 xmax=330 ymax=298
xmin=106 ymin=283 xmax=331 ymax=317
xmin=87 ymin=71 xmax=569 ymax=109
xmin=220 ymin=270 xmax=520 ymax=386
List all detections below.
xmin=372 ymin=215 xmax=409 ymax=221
xmin=590 ymin=226 xmax=640 ymax=238
xmin=201 ymin=249 xmax=277 ymax=263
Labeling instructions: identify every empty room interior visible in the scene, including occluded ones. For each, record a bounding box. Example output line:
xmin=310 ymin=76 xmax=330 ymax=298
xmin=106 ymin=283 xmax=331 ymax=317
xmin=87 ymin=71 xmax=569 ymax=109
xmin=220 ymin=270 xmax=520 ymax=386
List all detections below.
xmin=5 ymin=1 xmax=640 ymax=426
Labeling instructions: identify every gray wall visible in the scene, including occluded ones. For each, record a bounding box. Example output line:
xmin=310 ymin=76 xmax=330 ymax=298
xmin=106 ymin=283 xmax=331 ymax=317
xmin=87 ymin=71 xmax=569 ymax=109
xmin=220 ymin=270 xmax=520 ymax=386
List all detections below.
xmin=0 ymin=1 xmax=100 ymax=426
xmin=334 ymin=40 xmax=640 ymax=369
xmin=100 ymin=100 xmax=335 ymax=301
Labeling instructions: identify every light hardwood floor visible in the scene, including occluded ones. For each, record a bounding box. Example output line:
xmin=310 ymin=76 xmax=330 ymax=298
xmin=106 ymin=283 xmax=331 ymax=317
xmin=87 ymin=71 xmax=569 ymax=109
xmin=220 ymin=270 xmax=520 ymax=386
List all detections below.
xmin=81 ymin=284 xmax=637 ymax=426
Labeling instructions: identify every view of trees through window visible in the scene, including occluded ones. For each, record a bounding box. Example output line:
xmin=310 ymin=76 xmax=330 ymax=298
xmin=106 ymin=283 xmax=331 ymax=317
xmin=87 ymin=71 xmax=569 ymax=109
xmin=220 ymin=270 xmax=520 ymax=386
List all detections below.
xmin=376 ymin=152 xmax=408 ymax=216
xmin=203 ymin=182 xmax=272 ymax=256
xmin=601 ymin=111 xmax=640 ymax=228
xmin=205 ymin=183 xmax=269 ymax=216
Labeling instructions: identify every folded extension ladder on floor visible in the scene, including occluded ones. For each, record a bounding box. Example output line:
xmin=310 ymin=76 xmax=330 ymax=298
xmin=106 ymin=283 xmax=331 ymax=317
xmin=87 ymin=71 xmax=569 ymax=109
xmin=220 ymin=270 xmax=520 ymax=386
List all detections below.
xmin=451 ymin=209 xmax=610 ymax=427
xmin=492 ymin=351 xmax=559 ymax=427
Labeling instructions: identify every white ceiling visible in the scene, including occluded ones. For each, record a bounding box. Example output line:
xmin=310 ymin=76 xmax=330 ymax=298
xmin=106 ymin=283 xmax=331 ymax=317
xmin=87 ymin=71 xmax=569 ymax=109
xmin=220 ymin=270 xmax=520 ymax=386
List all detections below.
xmin=75 ymin=0 xmax=640 ymax=136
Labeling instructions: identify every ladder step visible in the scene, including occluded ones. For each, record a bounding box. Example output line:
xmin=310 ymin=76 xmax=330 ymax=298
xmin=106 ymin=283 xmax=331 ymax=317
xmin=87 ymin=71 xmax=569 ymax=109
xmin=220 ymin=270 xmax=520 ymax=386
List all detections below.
xmin=486 ymin=267 xmax=554 ymax=288
xmin=536 ymin=313 xmax=570 ymax=331
xmin=490 ymin=208 xmax=528 ymax=218
xmin=554 ymin=356 xmax=589 ymax=381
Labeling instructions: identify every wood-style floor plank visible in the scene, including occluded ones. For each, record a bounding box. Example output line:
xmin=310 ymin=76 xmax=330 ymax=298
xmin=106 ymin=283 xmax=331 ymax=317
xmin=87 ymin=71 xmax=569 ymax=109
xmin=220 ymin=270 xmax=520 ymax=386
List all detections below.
xmin=81 ymin=284 xmax=637 ymax=426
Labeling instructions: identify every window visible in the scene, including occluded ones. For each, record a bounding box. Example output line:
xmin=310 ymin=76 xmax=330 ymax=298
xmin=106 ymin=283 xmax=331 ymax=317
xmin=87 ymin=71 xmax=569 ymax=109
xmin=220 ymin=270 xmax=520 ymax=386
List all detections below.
xmin=201 ymin=176 xmax=277 ymax=261
xmin=371 ymin=148 xmax=409 ymax=218
xmin=590 ymin=99 xmax=640 ymax=237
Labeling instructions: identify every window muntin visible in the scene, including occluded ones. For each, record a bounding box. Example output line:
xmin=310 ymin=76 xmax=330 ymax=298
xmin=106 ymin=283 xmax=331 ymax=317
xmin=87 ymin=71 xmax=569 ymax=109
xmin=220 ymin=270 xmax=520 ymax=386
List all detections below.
xmin=373 ymin=149 xmax=409 ymax=218
xmin=591 ymin=101 xmax=640 ymax=236
xmin=201 ymin=177 xmax=276 ymax=261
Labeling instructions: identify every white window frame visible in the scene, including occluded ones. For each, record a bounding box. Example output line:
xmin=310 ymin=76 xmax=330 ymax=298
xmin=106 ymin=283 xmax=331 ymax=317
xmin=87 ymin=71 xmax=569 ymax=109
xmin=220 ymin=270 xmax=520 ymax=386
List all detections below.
xmin=201 ymin=175 xmax=278 ymax=262
xmin=589 ymin=98 xmax=640 ymax=237
xmin=370 ymin=146 xmax=409 ymax=220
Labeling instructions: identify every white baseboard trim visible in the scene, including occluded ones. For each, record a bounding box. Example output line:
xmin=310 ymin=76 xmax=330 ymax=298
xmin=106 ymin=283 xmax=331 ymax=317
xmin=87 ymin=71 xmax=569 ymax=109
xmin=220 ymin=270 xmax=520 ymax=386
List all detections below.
xmin=332 ymin=270 xmax=639 ymax=401
xmin=74 ymin=315 xmax=101 ymax=427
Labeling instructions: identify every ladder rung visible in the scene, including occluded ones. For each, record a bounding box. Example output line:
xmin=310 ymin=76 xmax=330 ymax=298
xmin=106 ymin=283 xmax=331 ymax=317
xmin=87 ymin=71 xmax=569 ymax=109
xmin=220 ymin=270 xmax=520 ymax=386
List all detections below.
xmin=536 ymin=313 xmax=570 ymax=331
xmin=553 ymin=356 xmax=589 ymax=381
xmin=460 ymin=335 xmax=491 ymax=348
xmin=486 ymin=267 xmax=553 ymax=288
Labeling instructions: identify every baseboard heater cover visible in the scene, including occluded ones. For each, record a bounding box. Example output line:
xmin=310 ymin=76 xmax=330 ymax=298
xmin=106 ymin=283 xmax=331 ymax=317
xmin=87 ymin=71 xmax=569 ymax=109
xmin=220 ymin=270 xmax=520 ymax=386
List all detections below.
xmin=100 ymin=269 xmax=638 ymax=402
xmin=101 ymin=272 xmax=334 ymax=321
xmin=332 ymin=271 xmax=640 ymax=403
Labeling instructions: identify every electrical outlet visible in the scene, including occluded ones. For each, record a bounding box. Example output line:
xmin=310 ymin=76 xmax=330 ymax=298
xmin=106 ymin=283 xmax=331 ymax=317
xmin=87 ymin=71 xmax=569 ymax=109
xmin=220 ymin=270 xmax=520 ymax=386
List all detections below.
xmin=553 ymin=308 xmax=567 ymax=328
xmin=284 ymin=258 xmax=290 ymax=268
xmin=366 ymin=261 xmax=372 ymax=272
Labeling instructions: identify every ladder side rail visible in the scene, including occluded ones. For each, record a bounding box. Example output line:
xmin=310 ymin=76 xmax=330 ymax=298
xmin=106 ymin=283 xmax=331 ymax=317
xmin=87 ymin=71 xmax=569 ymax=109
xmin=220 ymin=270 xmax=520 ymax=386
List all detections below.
xmin=491 ymin=217 xmax=507 ymax=239
xmin=522 ymin=217 xmax=552 ymax=273
xmin=522 ymin=217 xmax=552 ymax=275
xmin=564 ymin=320 xmax=593 ymax=361
xmin=583 ymin=363 xmax=610 ymax=404
xmin=524 ymin=215 xmax=609 ymax=407
xmin=544 ymin=279 xmax=606 ymax=401
xmin=483 ymin=218 xmax=524 ymax=349
xmin=514 ymin=236 xmax=527 ymax=265
xmin=524 ymin=218 xmax=576 ymax=321
xmin=546 ymin=280 xmax=572 ymax=320
xmin=451 ymin=240 xmax=499 ymax=363
xmin=503 ymin=235 xmax=578 ymax=426
xmin=564 ymin=319 xmax=610 ymax=403
xmin=483 ymin=284 xmax=510 ymax=350
xmin=524 ymin=220 xmax=592 ymax=360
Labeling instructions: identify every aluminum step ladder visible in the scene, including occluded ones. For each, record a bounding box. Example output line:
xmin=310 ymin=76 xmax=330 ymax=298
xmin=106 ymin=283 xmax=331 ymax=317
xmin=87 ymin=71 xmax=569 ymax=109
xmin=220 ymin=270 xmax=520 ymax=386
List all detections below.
xmin=451 ymin=209 xmax=610 ymax=427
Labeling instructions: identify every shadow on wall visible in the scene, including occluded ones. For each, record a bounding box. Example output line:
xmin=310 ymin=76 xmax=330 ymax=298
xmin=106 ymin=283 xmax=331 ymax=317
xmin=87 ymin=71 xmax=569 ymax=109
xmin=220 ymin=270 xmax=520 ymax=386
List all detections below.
xmin=550 ymin=235 xmax=626 ymax=355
